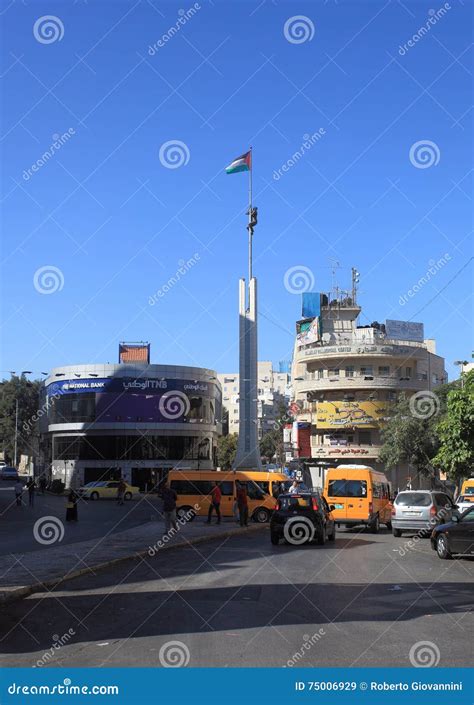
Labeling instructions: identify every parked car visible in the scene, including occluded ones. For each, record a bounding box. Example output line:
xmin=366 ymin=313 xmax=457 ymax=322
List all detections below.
xmin=454 ymin=494 xmax=474 ymax=514
xmin=0 ymin=466 xmax=19 ymax=481
xmin=270 ymin=492 xmax=336 ymax=546
xmin=431 ymin=506 xmax=474 ymax=559
xmin=77 ymin=481 xmax=140 ymax=500
xmin=391 ymin=490 xmax=456 ymax=537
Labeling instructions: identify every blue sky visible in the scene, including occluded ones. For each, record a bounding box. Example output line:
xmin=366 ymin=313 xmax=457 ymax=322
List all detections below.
xmin=1 ymin=0 xmax=472 ymax=380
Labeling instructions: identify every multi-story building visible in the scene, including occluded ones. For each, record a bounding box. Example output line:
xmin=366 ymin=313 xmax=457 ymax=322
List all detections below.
xmin=40 ymin=362 xmax=222 ymax=490
xmin=218 ymin=362 xmax=291 ymax=438
xmin=291 ymin=287 xmax=446 ymax=490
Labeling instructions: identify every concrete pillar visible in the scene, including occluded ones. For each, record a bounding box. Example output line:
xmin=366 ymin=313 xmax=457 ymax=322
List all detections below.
xmin=234 ymin=277 xmax=262 ymax=470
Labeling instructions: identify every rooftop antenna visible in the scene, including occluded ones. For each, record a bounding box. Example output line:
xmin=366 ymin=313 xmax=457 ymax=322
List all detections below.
xmin=328 ymin=258 xmax=340 ymax=302
xmin=351 ymin=267 xmax=360 ymax=305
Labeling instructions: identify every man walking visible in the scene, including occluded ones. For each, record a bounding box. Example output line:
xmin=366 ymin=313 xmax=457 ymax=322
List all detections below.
xmin=161 ymin=481 xmax=178 ymax=533
xmin=236 ymin=481 xmax=248 ymax=527
xmin=206 ymin=481 xmax=221 ymax=524
xmin=27 ymin=478 xmax=35 ymax=507
xmin=117 ymin=478 xmax=126 ymax=506
xmin=14 ymin=479 xmax=23 ymax=506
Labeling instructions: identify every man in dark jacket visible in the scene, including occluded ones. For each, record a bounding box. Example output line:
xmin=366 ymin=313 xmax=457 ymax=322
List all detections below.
xmin=161 ymin=482 xmax=178 ymax=533
xmin=236 ymin=481 xmax=248 ymax=527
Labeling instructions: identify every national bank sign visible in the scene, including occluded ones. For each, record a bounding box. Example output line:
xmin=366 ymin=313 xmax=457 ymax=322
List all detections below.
xmin=47 ymin=378 xmax=211 ymax=396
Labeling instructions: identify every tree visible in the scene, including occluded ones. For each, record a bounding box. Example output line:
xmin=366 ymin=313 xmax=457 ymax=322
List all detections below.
xmin=379 ymin=392 xmax=442 ymax=482
xmin=260 ymin=431 xmax=276 ymax=462
xmin=0 ymin=375 xmax=41 ymax=464
xmin=217 ymin=433 xmax=238 ymax=470
xmin=433 ymin=370 xmax=474 ymax=487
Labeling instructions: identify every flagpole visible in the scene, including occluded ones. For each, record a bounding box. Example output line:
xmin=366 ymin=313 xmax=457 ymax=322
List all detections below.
xmin=248 ymin=146 xmax=253 ymax=291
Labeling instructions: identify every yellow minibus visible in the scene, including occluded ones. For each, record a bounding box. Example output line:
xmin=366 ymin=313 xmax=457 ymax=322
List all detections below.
xmin=168 ymin=470 xmax=277 ymax=523
xmin=324 ymin=464 xmax=392 ymax=533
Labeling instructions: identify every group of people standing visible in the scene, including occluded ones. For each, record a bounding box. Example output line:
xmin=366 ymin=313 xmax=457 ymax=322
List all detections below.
xmin=206 ymin=480 xmax=249 ymax=527
xmin=14 ymin=476 xmax=47 ymax=507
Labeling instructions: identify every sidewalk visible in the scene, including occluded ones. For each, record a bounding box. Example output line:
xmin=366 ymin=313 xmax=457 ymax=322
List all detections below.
xmin=0 ymin=517 xmax=266 ymax=605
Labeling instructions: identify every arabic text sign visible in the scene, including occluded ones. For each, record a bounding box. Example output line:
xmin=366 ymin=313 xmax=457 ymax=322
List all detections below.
xmin=386 ymin=319 xmax=424 ymax=342
xmin=316 ymin=401 xmax=388 ymax=429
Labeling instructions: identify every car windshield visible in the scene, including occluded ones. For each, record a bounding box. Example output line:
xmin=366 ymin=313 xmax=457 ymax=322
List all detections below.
xmin=84 ymin=482 xmax=106 ymax=487
xmin=328 ymin=479 xmax=367 ymax=497
xmin=279 ymin=496 xmax=312 ymax=509
xmin=395 ymin=492 xmax=431 ymax=507
xmin=464 ymin=487 xmax=474 ymax=495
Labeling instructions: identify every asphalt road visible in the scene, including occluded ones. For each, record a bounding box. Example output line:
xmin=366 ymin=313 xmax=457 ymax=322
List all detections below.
xmin=0 ymin=484 xmax=163 ymax=555
xmin=1 ymin=526 xmax=472 ymax=667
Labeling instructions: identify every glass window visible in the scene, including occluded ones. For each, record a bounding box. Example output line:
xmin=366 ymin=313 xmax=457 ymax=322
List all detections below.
xmin=329 ymin=368 xmax=339 ymax=377
xmin=317 ymin=369 xmax=324 ymax=379
xmin=395 ymin=492 xmax=431 ymax=507
xmin=345 ymin=366 xmax=354 ymax=377
xmin=218 ymin=481 xmax=234 ymax=496
xmin=327 ymin=480 xmax=367 ymax=497
xmin=460 ymin=508 xmax=474 ymax=522
xmin=279 ymin=496 xmax=311 ymax=509
xmin=405 ymin=367 xmax=412 ymax=378
xmin=240 ymin=481 xmax=265 ymax=500
xmin=254 ymin=480 xmax=270 ymax=494
xmin=361 ymin=366 xmax=373 ymax=376
xmin=378 ymin=366 xmax=390 ymax=376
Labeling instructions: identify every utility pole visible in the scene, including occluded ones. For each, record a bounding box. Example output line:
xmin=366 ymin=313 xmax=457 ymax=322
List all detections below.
xmin=14 ymin=398 xmax=18 ymax=468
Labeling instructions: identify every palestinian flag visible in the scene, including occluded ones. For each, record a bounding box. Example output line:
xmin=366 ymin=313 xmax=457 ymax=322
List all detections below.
xmin=225 ymin=150 xmax=251 ymax=174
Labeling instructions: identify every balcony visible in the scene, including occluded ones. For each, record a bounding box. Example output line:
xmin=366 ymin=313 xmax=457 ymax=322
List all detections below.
xmin=293 ymin=374 xmax=429 ymax=395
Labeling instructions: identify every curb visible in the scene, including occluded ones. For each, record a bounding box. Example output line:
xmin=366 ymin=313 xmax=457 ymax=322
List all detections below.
xmin=0 ymin=523 xmax=267 ymax=606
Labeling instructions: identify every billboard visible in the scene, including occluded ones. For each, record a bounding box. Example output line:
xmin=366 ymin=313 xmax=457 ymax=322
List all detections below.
xmin=316 ymin=401 xmax=388 ymax=429
xmin=385 ymin=319 xmax=424 ymax=342
xmin=46 ymin=377 xmax=215 ymax=424
xmin=296 ymin=317 xmax=320 ymax=345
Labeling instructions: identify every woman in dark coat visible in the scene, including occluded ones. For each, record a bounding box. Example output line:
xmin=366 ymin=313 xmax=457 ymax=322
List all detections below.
xmin=66 ymin=489 xmax=78 ymax=522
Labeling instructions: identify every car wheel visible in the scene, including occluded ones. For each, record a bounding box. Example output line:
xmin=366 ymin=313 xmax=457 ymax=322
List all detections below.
xmin=316 ymin=527 xmax=326 ymax=545
xmin=90 ymin=491 xmax=99 ymax=500
xmin=370 ymin=515 xmax=380 ymax=534
xmin=436 ymin=533 xmax=452 ymax=560
xmin=392 ymin=528 xmax=402 ymax=537
xmin=176 ymin=506 xmax=195 ymax=521
xmin=270 ymin=531 xmax=280 ymax=545
xmin=124 ymin=492 xmax=132 ymax=501
xmin=253 ymin=507 xmax=271 ymax=523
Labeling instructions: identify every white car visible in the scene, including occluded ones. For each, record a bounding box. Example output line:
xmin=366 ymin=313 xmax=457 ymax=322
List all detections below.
xmin=455 ymin=494 xmax=474 ymax=514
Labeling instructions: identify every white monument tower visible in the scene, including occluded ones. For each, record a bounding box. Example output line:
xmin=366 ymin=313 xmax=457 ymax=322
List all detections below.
xmin=225 ymin=148 xmax=262 ymax=471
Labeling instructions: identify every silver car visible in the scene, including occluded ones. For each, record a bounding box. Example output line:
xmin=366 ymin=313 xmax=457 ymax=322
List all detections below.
xmin=391 ymin=490 xmax=456 ymax=537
